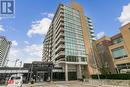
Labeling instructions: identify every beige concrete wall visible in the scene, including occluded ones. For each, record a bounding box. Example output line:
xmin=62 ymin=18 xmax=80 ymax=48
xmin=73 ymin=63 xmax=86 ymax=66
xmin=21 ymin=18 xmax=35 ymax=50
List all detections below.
xmin=109 ymin=42 xmax=130 ymax=65
xmin=108 ymin=23 xmax=130 ymax=67
xmin=71 ymin=2 xmax=95 ymax=76
xmin=120 ymin=23 xmax=130 ymax=59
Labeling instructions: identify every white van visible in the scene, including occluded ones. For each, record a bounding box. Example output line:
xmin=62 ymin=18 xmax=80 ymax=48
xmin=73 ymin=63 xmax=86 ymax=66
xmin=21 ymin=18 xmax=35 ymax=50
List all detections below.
xmin=7 ymin=74 xmax=23 ymax=87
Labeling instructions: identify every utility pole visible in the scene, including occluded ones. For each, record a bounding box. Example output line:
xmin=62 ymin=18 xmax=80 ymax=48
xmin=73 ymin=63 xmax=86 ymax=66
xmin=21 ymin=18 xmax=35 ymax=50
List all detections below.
xmin=29 ymin=64 xmax=33 ymax=81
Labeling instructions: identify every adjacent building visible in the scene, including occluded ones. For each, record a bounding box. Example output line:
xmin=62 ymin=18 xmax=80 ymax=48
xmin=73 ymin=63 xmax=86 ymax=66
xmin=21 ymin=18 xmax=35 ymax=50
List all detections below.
xmin=0 ymin=36 xmax=11 ymax=67
xmin=42 ymin=2 xmax=96 ymax=81
xmin=95 ymin=23 xmax=130 ymax=74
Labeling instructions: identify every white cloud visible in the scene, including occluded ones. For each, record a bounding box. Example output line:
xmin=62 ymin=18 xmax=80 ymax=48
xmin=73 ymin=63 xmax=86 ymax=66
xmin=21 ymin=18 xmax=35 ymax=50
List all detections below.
xmin=12 ymin=40 xmax=18 ymax=46
xmin=48 ymin=13 xmax=54 ymax=18
xmin=96 ymin=32 xmax=105 ymax=39
xmin=23 ymin=44 xmax=43 ymax=63
xmin=0 ymin=25 xmax=5 ymax=32
xmin=27 ymin=18 xmax=51 ymax=37
xmin=24 ymin=41 xmax=29 ymax=44
xmin=7 ymin=48 xmax=22 ymax=67
xmin=42 ymin=12 xmax=54 ymax=18
xmin=8 ymin=44 xmax=42 ymax=67
xmin=24 ymin=44 xmax=42 ymax=57
xmin=118 ymin=3 xmax=130 ymax=26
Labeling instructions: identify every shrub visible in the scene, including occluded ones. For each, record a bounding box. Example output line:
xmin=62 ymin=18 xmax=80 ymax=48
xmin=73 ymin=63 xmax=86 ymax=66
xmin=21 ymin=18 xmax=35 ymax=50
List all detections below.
xmin=91 ymin=74 xmax=130 ymax=80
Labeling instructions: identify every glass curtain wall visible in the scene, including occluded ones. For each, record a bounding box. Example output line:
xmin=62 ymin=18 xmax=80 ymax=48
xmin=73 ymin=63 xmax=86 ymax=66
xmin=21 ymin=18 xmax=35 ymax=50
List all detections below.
xmin=64 ymin=6 xmax=87 ymax=62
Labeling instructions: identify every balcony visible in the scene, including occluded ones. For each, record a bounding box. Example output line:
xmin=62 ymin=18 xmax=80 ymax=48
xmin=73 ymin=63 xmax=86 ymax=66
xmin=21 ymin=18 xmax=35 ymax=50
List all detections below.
xmin=54 ymin=51 xmax=65 ymax=61
xmin=55 ymin=28 xmax=64 ymax=39
xmin=91 ymin=38 xmax=96 ymax=41
xmin=55 ymin=32 xmax=64 ymax=43
xmin=55 ymin=44 xmax=65 ymax=53
xmin=53 ymin=11 xmax=64 ymax=24
xmin=88 ymin=23 xmax=93 ymax=26
xmin=91 ymin=33 xmax=95 ymax=37
xmin=54 ymin=38 xmax=65 ymax=48
xmin=89 ymin=26 xmax=93 ymax=29
xmin=54 ymin=24 xmax=64 ymax=36
xmin=52 ymin=32 xmax=64 ymax=46
xmin=54 ymin=18 xmax=64 ymax=30
xmin=90 ymin=29 xmax=94 ymax=33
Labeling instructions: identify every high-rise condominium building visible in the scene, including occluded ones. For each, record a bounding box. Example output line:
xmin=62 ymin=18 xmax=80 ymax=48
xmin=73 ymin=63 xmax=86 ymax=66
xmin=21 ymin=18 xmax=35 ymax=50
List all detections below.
xmin=0 ymin=36 xmax=11 ymax=67
xmin=43 ymin=2 xmax=95 ymax=81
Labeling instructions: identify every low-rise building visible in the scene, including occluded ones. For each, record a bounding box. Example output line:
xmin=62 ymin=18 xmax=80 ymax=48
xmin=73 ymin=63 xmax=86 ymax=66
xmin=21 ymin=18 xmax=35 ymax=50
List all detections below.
xmin=95 ymin=23 xmax=130 ymax=74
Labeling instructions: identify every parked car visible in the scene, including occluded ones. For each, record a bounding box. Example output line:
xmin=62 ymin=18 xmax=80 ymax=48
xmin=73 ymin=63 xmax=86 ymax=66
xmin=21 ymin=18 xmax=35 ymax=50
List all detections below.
xmin=7 ymin=74 xmax=23 ymax=87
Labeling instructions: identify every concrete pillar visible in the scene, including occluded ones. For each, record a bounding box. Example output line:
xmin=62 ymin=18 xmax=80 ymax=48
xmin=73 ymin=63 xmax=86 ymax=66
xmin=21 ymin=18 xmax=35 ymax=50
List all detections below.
xmin=77 ymin=65 xmax=82 ymax=79
xmin=65 ymin=63 xmax=68 ymax=81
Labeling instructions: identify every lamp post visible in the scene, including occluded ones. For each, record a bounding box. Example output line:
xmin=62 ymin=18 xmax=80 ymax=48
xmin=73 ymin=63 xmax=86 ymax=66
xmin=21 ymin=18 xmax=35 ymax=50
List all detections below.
xmin=50 ymin=64 xmax=54 ymax=82
xmin=19 ymin=61 xmax=22 ymax=67
xmin=29 ymin=63 xmax=33 ymax=82
xmin=18 ymin=61 xmax=22 ymax=74
xmin=4 ymin=59 xmax=9 ymax=82
xmin=14 ymin=59 xmax=20 ymax=67
xmin=116 ymin=66 xmax=120 ymax=74
xmin=5 ymin=59 xmax=9 ymax=67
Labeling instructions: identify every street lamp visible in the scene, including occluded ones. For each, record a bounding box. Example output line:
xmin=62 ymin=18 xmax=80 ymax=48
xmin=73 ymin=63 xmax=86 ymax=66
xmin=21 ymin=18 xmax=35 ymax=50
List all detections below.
xmin=4 ymin=59 xmax=9 ymax=81
xmin=29 ymin=63 xmax=33 ymax=82
xmin=19 ymin=61 xmax=22 ymax=67
xmin=5 ymin=59 xmax=9 ymax=67
xmin=18 ymin=61 xmax=22 ymax=74
xmin=14 ymin=59 xmax=20 ymax=67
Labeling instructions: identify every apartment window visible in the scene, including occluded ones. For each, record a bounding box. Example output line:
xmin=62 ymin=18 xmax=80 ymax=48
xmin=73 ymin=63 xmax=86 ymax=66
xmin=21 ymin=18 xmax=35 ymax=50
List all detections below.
xmin=66 ymin=56 xmax=78 ymax=62
xmin=112 ymin=37 xmax=123 ymax=44
xmin=81 ymin=57 xmax=86 ymax=62
xmin=117 ymin=63 xmax=130 ymax=70
xmin=112 ymin=46 xmax=128 ymax=59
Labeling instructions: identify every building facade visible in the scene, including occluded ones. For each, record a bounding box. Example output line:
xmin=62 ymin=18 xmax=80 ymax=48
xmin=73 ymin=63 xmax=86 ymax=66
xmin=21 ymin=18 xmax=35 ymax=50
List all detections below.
xmin=0 ymin=36 xmax=11 ymax=67
xmin=43 ymin=2 xmax=95 ymax=81
xmin=95 ymin=23 xmax=130 ymax=74
xmin=109 ymin=23 xmax=130 ymax=73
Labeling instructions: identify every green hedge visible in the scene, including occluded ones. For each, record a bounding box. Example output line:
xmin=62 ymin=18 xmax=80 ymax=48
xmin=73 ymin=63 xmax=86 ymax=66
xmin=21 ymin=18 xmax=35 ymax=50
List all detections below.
xmin=91 ymin=74 xmax=130 ymax=80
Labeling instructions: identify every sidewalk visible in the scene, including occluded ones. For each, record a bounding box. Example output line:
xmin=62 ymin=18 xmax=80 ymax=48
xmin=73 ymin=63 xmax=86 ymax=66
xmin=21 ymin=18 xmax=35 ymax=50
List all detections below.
xmin=22 ymin=81 xmax=128 ymax=87
xmin=0 ymin=81 xmax=128 ymax=87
